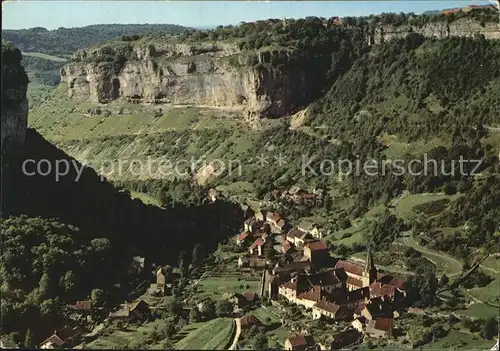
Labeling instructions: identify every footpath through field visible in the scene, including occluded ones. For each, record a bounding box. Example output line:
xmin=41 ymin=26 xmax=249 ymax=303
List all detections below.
xmin=228 ymin=318 xmax=241 ymax=350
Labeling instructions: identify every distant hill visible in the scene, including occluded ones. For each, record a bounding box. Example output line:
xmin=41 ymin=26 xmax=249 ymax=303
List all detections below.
xmin=2 ymin=24 xmax=191 ymax=55
xmin=2 ymin=24 xmax=192 ymax=104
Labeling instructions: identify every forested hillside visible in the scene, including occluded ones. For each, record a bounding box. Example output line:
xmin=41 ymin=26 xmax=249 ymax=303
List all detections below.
xmin=2 ymin=24 xmax=190 ymax=55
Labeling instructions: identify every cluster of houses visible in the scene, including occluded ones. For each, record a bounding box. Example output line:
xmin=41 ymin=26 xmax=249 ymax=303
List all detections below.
xmin=38 ymin=258 xmax=171 ymax=349
xmin=269 ymin=250 xmax=405 ymax=339
xmin=38 ymin=296 xmax=153 ymax=349
xmin=440 ymin=3 xmax=496 ymax=15
xmin=234 ymin=207 xmax=408 ymax=348
xmin=268 ymin=186 xmax=324 ymax=206
xmin=237 ymin=209 xmax=324 ymax=265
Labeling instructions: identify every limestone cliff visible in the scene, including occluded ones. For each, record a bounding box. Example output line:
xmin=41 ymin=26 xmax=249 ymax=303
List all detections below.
xmin=1 ymin=43 xmax=29 ymax=152
xmin=368 ymin=18 xmax=500 ymax=44
xmin=61 ymin=42 xmax=330 ymax=118
xmin=60 ymin=18 xmax=500 ymax=118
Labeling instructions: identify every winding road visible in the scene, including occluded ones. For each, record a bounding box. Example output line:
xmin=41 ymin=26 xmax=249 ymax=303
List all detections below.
xmin=397 ymin=236 xmax=463 ymax=277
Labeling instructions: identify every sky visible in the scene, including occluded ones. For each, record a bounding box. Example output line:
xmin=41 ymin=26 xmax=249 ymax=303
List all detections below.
xmin=2 ymin=1 xmax=494 ymax=30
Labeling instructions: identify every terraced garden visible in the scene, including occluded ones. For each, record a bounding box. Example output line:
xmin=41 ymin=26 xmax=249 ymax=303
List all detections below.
xmin=174 ymin=318 xmax=234 ymax=350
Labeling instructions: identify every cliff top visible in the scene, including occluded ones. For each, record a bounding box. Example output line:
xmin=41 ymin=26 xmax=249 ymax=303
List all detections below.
xmin=75 ymin=8 xmax=498 ymax=60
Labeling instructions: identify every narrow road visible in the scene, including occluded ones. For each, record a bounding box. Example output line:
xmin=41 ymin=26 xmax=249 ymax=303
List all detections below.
xmin=228 ymin=318 xmax=241 ymax=350
xmin=397 ymin=236 xmax=463 ymax=277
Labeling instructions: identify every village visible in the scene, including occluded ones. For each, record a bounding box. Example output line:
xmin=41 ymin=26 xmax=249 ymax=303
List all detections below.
xmin=234 ymin=204 xmax=407 ymax=349
xmin=31 ymin=187 xmax=497 ymax=350
xmin=33 ymin=188 xmax=408 ymax=350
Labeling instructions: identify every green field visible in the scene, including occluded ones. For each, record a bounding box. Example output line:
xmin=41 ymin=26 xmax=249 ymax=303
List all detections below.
xmin=421 ymin=329 xmax=495 ymax=350
xmin=395 ymin=193 xmax=461 ymax=222
xmin=250 ymin=306 xmax=283 ymax=325
xmin=324 ymin=207 xmax=386 ymax=247
xmin=481 ymin=256 xmax=500 ymax=275
xmin=85 ymin=318 xmax=168 ymax=349
xmin=194 ymin=276 xmax=261 ymax=300
xmin=456 ymin=303 xmax=500 ymax=320
xmin=29 ymin=85 xmax=242 ymax=142
xmin=467 ymin=277 xmax=500 ymax=306
xmin=174 ymin=318 xmax=234 ymax=350
xmin=130 ymin=191 xmax=162 ymax=207
xmin=379 ymin=134 xmax=449 ymax=159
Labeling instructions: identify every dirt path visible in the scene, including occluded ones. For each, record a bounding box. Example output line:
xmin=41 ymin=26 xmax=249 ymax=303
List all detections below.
xmin=228 ymin=318 xmax=241 ymax=350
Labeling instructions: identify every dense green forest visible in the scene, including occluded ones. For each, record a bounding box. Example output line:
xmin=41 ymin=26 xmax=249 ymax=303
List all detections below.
xmin=307 ymin=34 xmax=500 ymax=140
xmin=1 ymin=129 xmax=243 ymax=342
xmin=2 ymin=24 xmax=189 ymax=55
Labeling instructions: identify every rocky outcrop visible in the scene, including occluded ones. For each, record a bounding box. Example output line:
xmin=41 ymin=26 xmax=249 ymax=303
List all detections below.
xmin=368 ymin=18 xmax=500 ymax=44
xmin=61 ymin=42 xmax=331 ymax=118
xmin=60 ymin=19 xmax=500 ymax=118
xmin=1 ymin=43 xmax=28 ymax=152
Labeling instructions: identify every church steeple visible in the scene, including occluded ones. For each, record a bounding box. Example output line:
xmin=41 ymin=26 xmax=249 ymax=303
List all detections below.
xmin=362 ymin=248 xmax=377 ymax=286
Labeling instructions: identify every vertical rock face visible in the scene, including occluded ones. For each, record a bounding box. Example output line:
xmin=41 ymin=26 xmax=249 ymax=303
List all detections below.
xmin=366 ymin=18 xmax=500 ymax=44
xmin=60 ymin=42 xmax=332 ymax=118
xmin=60 ymin=19 xmax=500 ymax=118
xmin=1 ymin=43 xmax=29 ymax=152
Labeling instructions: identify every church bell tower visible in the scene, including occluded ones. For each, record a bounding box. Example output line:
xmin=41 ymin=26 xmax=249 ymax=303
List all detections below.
xmin=361 ymin=248 xmax=377 ymax=286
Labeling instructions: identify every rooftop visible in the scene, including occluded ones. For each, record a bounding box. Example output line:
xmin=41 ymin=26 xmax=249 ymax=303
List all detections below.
xmin=286 ymin=334 xmax=315 ymax=348
xmin=305 ymin=240 xmax=328 ymax=251
xmin=335 ymin=260 xmax=363 ymax=277
xmin=368 ymin=317 xmax=393 ymax=332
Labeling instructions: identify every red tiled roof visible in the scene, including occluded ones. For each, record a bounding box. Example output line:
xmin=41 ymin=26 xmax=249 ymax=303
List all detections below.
xmin=298 ymin=285 xmax=321 ymax=301
xmin=237 ymin=232 xmax=249 ymax=241
xmin=386 ymin=277 xmax=406 ymax=290
xmin=305 ymin=240 xmax=327 ymax=251
xmin=287 ymin=335 xmax=314 ymax=348
xmin=281 ymin=280 xmax=298 ymax=291
xmin=373 ymin=317 xmax=393 ymax=332
xmin=314 ymin=299 xmax=341 ymax=314
xmin=250 ymin=238 xmax=265 ymax=250
xmin=467 ymin=4 xmax=494 ymax=8
xmin=335 ymin=260 xmax=363 ymax=277
xmin=282 ymin=240 xmax=292 ymax=253
xmin=369 ymin=282 xmax=396 ymax=298
xmin=347 ymin=276 xmax=364 ymax=289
